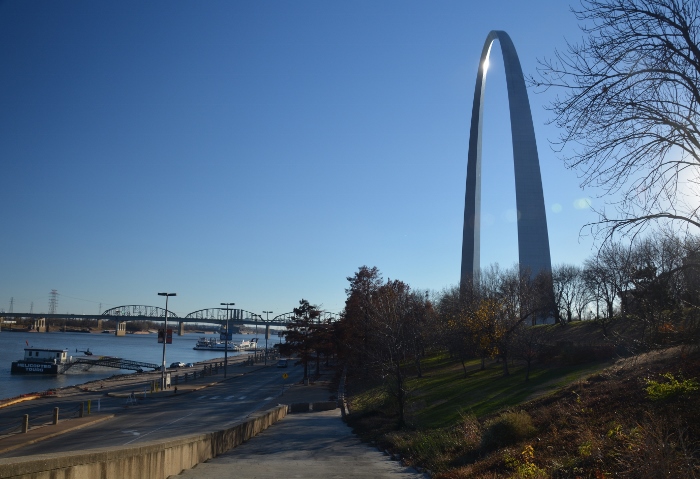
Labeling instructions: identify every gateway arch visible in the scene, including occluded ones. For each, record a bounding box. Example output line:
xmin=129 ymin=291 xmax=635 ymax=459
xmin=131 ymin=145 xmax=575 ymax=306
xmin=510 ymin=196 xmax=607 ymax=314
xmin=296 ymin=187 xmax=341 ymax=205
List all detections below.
xmin=461 ymin=30 xmax=552 ymax=285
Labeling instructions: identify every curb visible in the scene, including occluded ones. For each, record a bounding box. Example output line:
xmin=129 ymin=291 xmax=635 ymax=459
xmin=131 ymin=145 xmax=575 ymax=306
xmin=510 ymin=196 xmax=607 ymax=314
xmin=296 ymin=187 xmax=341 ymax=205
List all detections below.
xmin=0 ymin=396 xmax=40 ymax=410
xmin=104 ymin=365 xmax=270 ymax=398
xmin=0 ymin=414 xmax=115 ymax=455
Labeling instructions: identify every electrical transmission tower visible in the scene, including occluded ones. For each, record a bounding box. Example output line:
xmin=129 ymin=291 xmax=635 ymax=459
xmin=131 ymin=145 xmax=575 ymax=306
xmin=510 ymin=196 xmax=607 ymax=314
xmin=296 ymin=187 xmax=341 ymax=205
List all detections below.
xmin=9 ymin=297 xmax=13 ymax=314
xmin=49 ymin=290 xmax=58 ymax=315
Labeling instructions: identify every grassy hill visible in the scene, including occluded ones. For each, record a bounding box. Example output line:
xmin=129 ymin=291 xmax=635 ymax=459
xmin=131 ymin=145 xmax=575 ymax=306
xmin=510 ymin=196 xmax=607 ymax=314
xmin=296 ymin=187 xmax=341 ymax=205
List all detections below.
xmin=345 ymin=338 xmax=700 ymax=477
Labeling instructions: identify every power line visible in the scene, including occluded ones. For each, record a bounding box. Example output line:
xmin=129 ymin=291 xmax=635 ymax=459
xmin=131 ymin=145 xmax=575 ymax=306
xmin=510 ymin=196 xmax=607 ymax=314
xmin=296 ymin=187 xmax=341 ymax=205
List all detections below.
xmin=56 ymin=292 xmax=115 ymax=307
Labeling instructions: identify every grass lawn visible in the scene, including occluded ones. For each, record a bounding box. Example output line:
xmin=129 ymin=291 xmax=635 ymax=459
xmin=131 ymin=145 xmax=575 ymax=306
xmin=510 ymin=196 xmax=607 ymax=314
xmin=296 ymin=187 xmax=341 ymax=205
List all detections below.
xmin=348 ymin=353 xmax=615 ymax=430
xmin=405 ymin=355 xmax=614 ymax=428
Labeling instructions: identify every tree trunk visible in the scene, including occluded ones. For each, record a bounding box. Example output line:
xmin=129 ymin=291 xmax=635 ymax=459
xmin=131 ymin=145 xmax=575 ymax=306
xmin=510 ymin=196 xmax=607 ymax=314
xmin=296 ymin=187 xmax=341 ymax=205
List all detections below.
xmin=525 ymin=358 xmax=531 ymax=382
xmin=501 ymin=351 xmax=510 ymax=376
xmin=396 ymin=363 xmax=405 ymax=428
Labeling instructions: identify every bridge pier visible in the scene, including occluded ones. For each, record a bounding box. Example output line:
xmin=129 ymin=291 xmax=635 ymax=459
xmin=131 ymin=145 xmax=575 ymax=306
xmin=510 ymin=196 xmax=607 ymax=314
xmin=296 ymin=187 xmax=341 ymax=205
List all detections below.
xmin=115 ymin=321 xmax=126 ymax=336
xmin=33 ymin=318 xmax=47 ymax=333
xmin=265 ymin=324 xmax=270 ymax=340
xmin=178 ymin=321 xmax=185 ymax=336
xmin=96 ymin=319 xmax=104 ymax=330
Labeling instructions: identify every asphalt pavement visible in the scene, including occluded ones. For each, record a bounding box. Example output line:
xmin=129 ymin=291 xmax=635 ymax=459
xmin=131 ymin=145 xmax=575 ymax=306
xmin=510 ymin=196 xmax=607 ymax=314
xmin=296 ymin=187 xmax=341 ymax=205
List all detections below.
xmin=0 ymin=357 xmax=428 ymax=478
xmin=0 ymin=355 xmax=256 ymax=455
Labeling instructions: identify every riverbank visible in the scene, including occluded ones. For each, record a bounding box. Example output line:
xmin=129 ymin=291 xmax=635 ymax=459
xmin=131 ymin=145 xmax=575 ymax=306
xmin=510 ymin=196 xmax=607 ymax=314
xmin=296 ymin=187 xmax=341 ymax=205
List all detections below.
xmin=0 ymin=331 xmax=267 ymax=400
xmin=0 ymin=353 xmax=263 ymax=407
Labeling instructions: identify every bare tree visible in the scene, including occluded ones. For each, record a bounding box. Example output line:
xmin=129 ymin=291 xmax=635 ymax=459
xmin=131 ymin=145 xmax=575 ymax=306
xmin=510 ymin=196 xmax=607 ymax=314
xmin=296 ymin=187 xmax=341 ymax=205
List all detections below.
xmin=531 ymin=0 xmax=700 ymax=238
xmin=513 ymin=325 xmax=551 ymax=382
xmin=682 ymin=235 xmax=700 ymax=307
xmin=482 ymin=266 xmax=550 ymax=376
xmin=435 ymin=285 xmax=472 ymax=373
xmin=405 ymin=289 xmax=435 ymax=378
xmin=552 ymin=264 xmax=584 ymax=323
xmin=365 ymin=279 xmax=416 ymax=428
xmin=627 ymin=231 xmax=700 ymax=343
xmin=583 ymin=241 xmax=635 ymax=333
xmin=571 ymin=265 xmax=595 ymax=321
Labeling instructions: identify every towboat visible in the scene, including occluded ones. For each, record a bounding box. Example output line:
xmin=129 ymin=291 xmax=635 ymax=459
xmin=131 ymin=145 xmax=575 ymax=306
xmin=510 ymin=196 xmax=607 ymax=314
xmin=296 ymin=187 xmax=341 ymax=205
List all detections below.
xmin=11 ymin=348 xmax=70 ymax=374
xmin=11 ymin=347 xmax=154 ymax=375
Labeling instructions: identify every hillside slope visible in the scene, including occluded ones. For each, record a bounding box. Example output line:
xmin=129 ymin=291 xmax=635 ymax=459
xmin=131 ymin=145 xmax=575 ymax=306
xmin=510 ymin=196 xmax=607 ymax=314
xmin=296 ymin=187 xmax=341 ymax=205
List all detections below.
xmin=346 ymin=345 xmax=700 ymax=478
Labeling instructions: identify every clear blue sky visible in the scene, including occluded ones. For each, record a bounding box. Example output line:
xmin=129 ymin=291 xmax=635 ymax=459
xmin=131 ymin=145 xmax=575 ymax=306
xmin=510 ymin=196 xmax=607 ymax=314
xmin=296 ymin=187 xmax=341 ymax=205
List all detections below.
xmin=0 ymin=1 xmax=599 ymax=318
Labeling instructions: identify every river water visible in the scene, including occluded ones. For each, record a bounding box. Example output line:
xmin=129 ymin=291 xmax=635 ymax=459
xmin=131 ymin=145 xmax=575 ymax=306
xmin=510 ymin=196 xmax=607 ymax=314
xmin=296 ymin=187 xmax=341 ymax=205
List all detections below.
xmin=0 ymin=331 xmax=281 ymax=400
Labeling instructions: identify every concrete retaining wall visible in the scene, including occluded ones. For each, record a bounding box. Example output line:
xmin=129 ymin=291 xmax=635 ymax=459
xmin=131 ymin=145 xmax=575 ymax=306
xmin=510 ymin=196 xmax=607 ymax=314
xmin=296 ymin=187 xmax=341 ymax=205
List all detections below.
xmin=311 ymin=401 xmax=337 ymax=412
xmin=0 ymin=405 xmax=288 ymax=479
xmin=288 ymin=401 xmax=337 ymax=414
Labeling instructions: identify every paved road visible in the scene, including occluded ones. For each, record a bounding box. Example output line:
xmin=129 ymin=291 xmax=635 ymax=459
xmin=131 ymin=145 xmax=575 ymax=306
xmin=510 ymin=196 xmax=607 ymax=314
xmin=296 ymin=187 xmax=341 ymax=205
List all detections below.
xmin=175 ymin=409 xmax=426 ymax=479
xmin=1 ymin=362 xmax=427 ymax=479
xmin=0 ymin=362 xmax=303 ymax=458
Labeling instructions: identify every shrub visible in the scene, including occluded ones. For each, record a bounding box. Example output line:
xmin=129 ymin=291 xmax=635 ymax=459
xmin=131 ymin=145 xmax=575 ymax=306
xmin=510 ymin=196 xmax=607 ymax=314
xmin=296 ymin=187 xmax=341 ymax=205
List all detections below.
xmin=388 ymin=428 xmax=463 ymax=472
xmin=503 ymin=445 xmax=548 ymax=479
xmin=612 ymin=413 xmax=698 ymax=479
xmin=645 ymin=373 xmax=699 ymax=401
xmin=480 ymin=410 xmax=536 ymax=451
xmin=387 ymin=415 xmax=483 ymax=472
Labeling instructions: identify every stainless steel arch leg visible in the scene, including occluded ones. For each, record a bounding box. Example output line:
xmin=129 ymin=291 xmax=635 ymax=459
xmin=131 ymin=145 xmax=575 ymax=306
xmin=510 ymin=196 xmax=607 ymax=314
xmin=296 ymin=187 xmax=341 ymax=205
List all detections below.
xmin=461 ymin=30 xmax=552 ymax=285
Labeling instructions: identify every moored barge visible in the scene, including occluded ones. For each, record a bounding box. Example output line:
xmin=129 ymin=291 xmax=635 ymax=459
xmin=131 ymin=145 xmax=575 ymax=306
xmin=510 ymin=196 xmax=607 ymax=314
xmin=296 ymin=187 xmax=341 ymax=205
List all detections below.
xmin=11 ymin=348 xmax=70 ymax=374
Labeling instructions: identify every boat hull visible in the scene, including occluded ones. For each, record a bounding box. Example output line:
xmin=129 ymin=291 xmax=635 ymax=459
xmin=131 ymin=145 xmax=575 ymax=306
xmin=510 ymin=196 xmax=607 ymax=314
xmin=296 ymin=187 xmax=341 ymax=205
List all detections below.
xmin=193 ymin=345 xmax=238 ymax=351
xmin=11 ymin=361 xmax=60 ymax=375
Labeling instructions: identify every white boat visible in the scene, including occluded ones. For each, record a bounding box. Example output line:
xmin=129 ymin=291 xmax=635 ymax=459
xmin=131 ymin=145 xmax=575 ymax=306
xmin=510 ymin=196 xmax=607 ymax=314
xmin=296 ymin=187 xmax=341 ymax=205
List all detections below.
xmin=193 ymin=337 xmax=236 ymax=351
xmin=193 ymin=337 xmax=216 ymax=349
xmin=236 ymin=338 xmax=259 ymax=351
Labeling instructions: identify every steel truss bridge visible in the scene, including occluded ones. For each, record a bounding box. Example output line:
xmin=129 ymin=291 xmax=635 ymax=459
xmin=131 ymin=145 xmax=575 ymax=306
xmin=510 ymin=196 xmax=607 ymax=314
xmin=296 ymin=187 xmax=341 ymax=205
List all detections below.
xmin=0 ymin=306 xmax=340 ymax=328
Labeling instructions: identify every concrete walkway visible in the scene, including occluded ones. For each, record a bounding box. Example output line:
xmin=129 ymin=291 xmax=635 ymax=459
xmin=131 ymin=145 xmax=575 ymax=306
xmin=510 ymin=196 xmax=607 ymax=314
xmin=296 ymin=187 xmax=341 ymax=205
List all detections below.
xmin=1 ymin=361 xmax=428 ymax=479
xmin=174 ymin=409 xmax=426 ymax=479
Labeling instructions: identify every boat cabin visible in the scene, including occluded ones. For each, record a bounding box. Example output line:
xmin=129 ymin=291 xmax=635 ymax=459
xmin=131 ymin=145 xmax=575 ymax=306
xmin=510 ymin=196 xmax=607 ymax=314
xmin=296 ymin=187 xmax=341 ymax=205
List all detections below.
xmin=22 ymin=348 xmax=69 ymax=364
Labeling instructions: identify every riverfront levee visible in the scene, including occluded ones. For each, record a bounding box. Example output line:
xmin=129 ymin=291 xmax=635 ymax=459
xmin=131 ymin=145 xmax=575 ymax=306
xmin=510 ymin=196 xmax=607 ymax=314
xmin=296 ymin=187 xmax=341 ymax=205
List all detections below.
xmin=0 ymin=331 xmax=263 ymax=400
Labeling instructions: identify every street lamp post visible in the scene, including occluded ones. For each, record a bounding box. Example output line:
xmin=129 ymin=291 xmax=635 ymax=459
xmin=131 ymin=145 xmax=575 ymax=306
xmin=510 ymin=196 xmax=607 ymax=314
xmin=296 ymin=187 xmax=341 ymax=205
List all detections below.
xmin=262 ymin=311 xmax=273 ymax=365
xmin=220 ymin=302 xmax=235 ymax=378
xmin=158 ymin=292 xmax=176 ymax=391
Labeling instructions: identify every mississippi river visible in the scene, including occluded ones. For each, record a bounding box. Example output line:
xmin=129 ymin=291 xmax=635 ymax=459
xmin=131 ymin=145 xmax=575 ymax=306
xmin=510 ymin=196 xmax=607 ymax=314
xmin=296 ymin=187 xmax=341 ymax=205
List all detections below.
xmin=0 ymin=330 xmax=273 ymax=400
